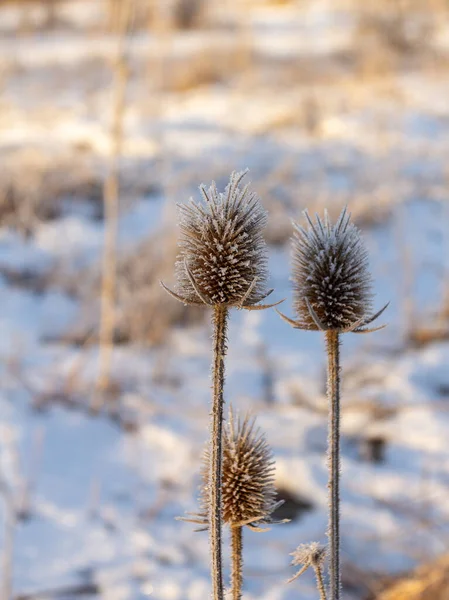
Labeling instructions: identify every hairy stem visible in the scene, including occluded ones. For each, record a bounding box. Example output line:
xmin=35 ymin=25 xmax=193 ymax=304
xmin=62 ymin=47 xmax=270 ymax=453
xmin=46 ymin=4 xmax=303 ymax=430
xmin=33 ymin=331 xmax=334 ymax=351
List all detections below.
xmin=313 ymin=563 xmax=328 ymax=600
xmin=325 ymin=330 xmax=341 ymax=600
xmin=231 ymin=526 xmax=243 ymax=600
xmin=210 ymin=305 xmax=228 ymax=600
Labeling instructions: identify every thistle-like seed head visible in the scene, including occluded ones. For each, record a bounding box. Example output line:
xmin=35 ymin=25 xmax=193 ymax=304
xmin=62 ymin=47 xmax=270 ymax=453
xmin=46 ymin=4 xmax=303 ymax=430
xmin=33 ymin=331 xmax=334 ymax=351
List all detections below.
xmin=290 ymin=208 xmax=384 ymax=332
xmin=173 ymin=171 xmax=271 ymax=308
xmin=184 ymin=410 xmax=284 ymax=532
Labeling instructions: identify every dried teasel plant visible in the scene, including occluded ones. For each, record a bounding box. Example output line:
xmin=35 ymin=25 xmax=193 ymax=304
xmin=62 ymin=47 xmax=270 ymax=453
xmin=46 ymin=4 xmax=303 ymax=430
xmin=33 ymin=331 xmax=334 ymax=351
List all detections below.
xmin=180 ymin=409 xmax=286 ymax=600
xmin=162 ymin=171 xmax=282 ymax=600
xmin=288 ymin=542 xmax=327 ymax=600
xmin=278 ymin=208 xmax=388 ymax=600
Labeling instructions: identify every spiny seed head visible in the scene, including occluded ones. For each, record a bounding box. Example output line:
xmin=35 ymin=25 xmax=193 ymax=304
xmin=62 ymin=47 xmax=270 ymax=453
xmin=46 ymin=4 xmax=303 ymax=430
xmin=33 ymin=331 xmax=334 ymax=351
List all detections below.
xmin=187 ymin=410 xmax=283 ymax=531
xmin=291 ymin=208 xmax=373 ymax=331
xmin=174 ymin=171 xmax=270 ymax=307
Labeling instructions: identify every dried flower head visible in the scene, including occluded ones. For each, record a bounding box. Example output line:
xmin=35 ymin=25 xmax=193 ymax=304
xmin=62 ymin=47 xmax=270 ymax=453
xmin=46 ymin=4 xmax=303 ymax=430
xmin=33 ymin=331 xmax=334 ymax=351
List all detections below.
xmin=278 ymin=208 xmax=388 ymax=333
xmin=182 ymin=409 xmax=285 ymax=532
xmin=288 ymin=542 xmax=326 ymax=584
xmin=161 ymin=170 xmax=281 ymax=310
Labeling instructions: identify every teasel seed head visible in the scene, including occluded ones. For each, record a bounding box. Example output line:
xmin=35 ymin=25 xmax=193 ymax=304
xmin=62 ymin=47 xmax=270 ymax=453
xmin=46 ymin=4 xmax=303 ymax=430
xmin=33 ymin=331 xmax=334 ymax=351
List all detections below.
xmin=161 ymin=170 xmax=283 ymax=311
xmin=180 ymin=409 xmax=286 ymax=532
xmin=278 ymin=207 xmax=389 ymax=333
xmin=288 ymin=542 xmax=326 ymax=584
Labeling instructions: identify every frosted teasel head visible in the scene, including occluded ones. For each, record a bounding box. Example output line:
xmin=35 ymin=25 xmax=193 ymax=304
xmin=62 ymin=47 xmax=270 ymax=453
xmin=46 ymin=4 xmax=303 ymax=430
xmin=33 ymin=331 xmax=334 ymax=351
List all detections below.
xmin=180 ymin=409 xmax=287 ymax=532
xmin=161 ymin=170 xmax=282 ymax=311
xmin=278 ymin=208 xmax=388 ymax=333
xmin=288 ymin=542 xmax=326 ymax=583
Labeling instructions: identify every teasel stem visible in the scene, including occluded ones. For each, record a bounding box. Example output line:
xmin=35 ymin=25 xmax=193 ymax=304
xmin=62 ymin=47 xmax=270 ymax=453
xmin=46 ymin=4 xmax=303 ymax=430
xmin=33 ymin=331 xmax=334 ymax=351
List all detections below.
xmin=231 ymin=526 xmax=243 ymax=600
xmin=314 ymin=561 xmax=327 ymax=600
xmin=325 ymin=330 xmax=341 ymax=600
xmin=210 ymin=305 xmax=228 ymax=600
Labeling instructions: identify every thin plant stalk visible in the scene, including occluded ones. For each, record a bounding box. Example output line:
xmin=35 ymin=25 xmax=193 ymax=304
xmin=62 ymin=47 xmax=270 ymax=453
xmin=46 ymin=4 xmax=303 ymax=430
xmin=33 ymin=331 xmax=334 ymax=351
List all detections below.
xmin=231 ymin=526 xmax=243 ymax=600
xmin=210 ymin=305 xmax=228 ymax=600
xmin=314 ymin=561 xmax=327 ymax=600
xmin=325 ymin=330 xmax=341 ymax=600
xmin=95 ymin=0 xmax=134 ymax=405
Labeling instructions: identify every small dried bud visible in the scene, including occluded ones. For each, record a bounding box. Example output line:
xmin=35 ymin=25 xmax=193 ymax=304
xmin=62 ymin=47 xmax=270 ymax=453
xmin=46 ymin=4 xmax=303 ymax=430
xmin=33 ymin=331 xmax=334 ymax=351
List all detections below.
xmin=288 ymin=542 xmax=326 ymax=584
xmin=182 ymin=410 xmax=284 ymax=532
xmin=279 ymin=208 xmax=388 ymax=333
xmin=292 ymin=542 xmax=326 ymax=570
xmin=162 ymin=171 xmax=281 ymax=310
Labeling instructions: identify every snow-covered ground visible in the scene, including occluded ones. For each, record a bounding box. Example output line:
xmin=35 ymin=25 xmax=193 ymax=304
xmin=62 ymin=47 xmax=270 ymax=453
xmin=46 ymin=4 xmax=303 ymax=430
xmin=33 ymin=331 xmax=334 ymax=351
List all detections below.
xmin=1 ymin=2 xmax=449 ymax=599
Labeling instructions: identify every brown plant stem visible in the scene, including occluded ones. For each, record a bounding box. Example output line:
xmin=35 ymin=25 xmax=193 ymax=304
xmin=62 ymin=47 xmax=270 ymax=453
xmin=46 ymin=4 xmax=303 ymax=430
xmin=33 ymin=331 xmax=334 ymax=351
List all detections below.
xmin=210 ymin=305 xmax=228 ymax=600
xmin=231 ymin=526 xmax=243 ymax=600
xmin=313 ymin=562 xmax=328 ymax=600
xmin=95 ymin=0 xmax=133 ymax=406
xmin=325 ymin=330 xmax=341 ymax=600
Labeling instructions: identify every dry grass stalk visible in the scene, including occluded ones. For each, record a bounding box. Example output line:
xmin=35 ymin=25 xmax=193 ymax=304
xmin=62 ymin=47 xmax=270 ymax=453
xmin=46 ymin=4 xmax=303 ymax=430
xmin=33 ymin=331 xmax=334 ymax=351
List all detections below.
xmin=94 ymin=0 xmax=134 ymax=407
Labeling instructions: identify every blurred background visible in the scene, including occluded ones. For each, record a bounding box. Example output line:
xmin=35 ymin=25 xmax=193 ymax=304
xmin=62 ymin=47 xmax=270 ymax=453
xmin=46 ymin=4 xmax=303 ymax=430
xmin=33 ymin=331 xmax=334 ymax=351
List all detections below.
xmin=1 ymin=0 xmax=449 ymax=598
